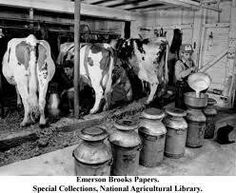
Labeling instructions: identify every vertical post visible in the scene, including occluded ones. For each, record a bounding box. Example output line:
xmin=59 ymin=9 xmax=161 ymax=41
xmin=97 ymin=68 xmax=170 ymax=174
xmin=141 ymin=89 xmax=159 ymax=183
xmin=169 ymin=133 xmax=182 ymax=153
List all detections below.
xmin=124 ymin=21 xmax=131 ymax=39
xmin=29 ymin=8 xmax=34 ymax=30
xmin=74 ymin=0 xmax=81 ymax=118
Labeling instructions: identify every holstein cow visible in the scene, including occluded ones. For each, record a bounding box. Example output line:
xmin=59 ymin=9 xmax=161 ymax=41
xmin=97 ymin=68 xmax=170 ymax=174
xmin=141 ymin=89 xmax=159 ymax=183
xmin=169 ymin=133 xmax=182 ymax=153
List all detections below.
xmin=2 ymin=34 xmax=55 ymax=126
xmin=57 ymin=42 xmax=115 ymax=114
xmin=113 ymin=37 xmax=169 ymax=104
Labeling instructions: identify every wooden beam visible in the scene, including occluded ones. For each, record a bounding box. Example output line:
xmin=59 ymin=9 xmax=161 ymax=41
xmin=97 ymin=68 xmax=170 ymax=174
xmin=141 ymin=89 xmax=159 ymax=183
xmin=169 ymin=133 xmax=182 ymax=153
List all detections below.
xmin=133 ymin=0 xmax=221 ymax=12
xmin=152 ymin=0 xmax=200 ymax=9
xmin=140 ymin=5 xmax=177 ymax=12
xmin=74 ymin=0 xmax=81 ymax=118
xmin=0 ymin=0 xmax=137 ymax=21
xmin=115 ymin=1 xmax=164 ymax=10
xmin=99 ymin=0 xmax=142 ymax=7
xmin=83 ymin=0 xmax=109 ymax=4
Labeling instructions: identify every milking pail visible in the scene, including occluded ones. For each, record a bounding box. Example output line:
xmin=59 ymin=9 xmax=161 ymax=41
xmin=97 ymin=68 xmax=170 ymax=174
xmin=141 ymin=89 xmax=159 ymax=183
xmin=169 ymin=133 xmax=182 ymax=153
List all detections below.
xmin=109 ymin=119 xmax=141 ymax=176
xmin=163 ymin=108 xmax=188 ymax=158
xmin=139 ymin=108 xmax=166 ymax=167
xmin=73 ymin=127 xmax=112 ymax=176
xmin=47 ymin=83 xmax=60 ymax=118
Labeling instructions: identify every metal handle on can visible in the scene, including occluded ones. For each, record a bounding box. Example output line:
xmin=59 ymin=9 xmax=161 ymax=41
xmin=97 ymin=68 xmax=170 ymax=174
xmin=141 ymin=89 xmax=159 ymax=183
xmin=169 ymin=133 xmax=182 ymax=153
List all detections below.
xmin=176 ymin=129 xmax=185 ymax=135
xmin=137 ymin=144 xmax=142 ymax=151
xmin=123 ymin=154 xmax=136 ymax=163
xmin=108 ymin=158 xmax=113 ymax=166
xmin=199 ymin=127 xmax=205 ymax=136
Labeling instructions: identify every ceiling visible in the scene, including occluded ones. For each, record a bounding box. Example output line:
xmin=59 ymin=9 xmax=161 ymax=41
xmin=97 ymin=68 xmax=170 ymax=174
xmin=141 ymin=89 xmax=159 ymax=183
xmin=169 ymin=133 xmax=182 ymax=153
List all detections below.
xmin=80 ymin=0 xmax=201 ymax=11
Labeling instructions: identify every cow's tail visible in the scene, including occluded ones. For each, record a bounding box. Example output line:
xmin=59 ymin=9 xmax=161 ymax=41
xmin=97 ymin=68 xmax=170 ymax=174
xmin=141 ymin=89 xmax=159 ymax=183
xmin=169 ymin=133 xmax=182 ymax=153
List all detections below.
xmin=2 ymin=41 xmax=13 ymax=83
xmin=164 ymin=43 xmax=169 ymax=83
xmin=105 ymin=47 xmax=115 ymax=103
xmin=27 ymin=37 xmax=39 ymax=117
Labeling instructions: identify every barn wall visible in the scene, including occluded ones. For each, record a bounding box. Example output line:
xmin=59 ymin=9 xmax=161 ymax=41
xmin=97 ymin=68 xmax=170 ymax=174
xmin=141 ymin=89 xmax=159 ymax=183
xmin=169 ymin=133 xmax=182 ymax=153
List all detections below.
xmin=131 ymin=0 xmax=236 ymax=107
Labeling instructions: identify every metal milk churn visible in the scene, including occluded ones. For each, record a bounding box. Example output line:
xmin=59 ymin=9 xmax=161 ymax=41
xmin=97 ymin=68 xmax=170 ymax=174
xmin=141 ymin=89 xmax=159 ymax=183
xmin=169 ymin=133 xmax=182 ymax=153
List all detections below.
xmin=138 ymin=108 xmax=166 ymax=167
xmin=203 ymin=98 xmax=217 ymax=139
xmin=109 ymin=119 xmax=141 ymax=176
xmin=47 ymin=83 xmax=60 ymax=118
xmin=73 ymin=127 xmax=112 ymax=176
xmin=186 ymin=109 xmax=206 ymax=147
xmin=184 ymin=92 xmax=207 ymax=148
xmin=163 ymin=108 xmax=188 ymax=158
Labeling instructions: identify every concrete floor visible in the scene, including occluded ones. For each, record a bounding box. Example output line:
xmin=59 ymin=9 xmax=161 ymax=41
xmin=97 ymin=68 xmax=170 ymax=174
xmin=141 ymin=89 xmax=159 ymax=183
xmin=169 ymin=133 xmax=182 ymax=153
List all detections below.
xmin=0 ymin=139 xmax=235 ymax=176
xmin=0 ymin=112 xmax=235 ymax=176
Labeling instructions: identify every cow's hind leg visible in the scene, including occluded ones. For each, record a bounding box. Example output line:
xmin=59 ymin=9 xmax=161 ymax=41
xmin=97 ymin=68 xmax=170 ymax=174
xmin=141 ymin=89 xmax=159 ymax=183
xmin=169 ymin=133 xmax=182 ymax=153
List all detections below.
xmin=15 ymin=86 xmax=23 ymax=110
xmin=102 ymin=57 xmax=114 ymax=111
xmin=146 ymin=81 xmax=158 ymax=104
xmin=90 ymin=84 xmax=103 ymax=114
xmin=17 ymin=84 xmax=31 ymax=127
xmin=38 ymin=78 xmax=49 ymax=127
xmin=102 ymin=74 xmax=112 ymax=111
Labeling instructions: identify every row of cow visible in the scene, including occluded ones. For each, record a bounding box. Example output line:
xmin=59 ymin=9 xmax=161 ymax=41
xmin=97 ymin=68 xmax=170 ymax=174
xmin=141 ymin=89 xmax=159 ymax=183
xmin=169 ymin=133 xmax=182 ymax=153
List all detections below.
xmin=0 ymin=34 xmax=169 ymax=127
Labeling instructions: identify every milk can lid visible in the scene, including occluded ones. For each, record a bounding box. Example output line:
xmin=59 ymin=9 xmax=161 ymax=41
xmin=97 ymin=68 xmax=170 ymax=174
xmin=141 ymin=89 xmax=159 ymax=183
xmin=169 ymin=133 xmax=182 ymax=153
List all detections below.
xmin=79 ymin=127 xmax=108 ymax=142
xmin=141 ymin=108 xmax=165 ymax=120
xmin=139 ymin=120 xmax=166 ymax=136
xmin=114 ymin=118 xmax=139 ymax=131
xmin=165 ymin=107 xmax=186 ymax=117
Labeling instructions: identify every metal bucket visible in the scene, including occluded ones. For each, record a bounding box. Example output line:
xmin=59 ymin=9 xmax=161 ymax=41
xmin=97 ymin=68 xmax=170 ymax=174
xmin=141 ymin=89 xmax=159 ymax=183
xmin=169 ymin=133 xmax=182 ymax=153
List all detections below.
xmin=139 ymin=108 xmax=166 ymax=167
xmin=73 ymin=127 xmax=112 ymax=176
xmin=47 ymin=93 xmax=60 ymax=118
xmin=186 ymin=109 xmax=206 ymax=147
xmin=109 ymin=119 xmax=141 ymax=176
xmin=203 ymin=98 xmax=217 ymax=139
xmin=163 ymin=108 xmax=188 ymax=158
xmin=184 ymin=92 xmax=208 ymax=109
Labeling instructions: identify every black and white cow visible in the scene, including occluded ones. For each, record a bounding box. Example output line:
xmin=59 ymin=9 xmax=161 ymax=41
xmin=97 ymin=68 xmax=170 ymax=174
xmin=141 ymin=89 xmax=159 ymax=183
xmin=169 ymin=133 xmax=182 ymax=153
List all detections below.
xmin=57 ymin=42 xmax=115 ymax=113
xmin=113 ymin=37 xmax=169 ymax=104
xmin=2 ymin=34 xmax=55 ymax=126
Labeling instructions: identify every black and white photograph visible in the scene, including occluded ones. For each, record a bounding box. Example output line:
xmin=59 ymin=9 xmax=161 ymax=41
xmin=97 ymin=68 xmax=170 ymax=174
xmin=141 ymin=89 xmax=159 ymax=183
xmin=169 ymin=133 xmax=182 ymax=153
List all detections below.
xmin=0 ymin=0 xmax=235 ymax=192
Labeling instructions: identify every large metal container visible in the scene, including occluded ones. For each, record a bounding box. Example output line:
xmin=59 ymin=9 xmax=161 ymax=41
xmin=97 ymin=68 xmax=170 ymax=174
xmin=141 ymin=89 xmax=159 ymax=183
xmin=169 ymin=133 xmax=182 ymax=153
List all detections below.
xmin=203 ymin=98 xmax=217 ymax=139
xmin=184 ymin=92 xmax=208 ymax=109
xmin=109 ymin=119 xmax=141 ymax=176
xmin=73 ymin=127 xmax=112 ymax=176
xmin=163 ymin=108 xmax=188 ymax=159
xmin=139 ymin=108 xmax=166 ymax=167
xmin=186 ymin=109 xmax=206 ymax=148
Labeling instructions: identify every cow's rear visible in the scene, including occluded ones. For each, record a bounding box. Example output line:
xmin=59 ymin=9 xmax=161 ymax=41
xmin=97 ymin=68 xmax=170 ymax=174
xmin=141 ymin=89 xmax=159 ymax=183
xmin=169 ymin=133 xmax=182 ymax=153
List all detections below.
xmin=2 ymin=34 xmax=55 ymax=126
xmin=57 ymin=43 xmax=115 ymax=114
xmin=115 ymin=37 xmax=168 ymax=104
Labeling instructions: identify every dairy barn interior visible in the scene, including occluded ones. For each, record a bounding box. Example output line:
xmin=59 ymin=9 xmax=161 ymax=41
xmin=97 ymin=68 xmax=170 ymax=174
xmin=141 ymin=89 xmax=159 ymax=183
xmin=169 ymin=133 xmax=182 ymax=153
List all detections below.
xmin=0 ymin=0 xmax=235 ymax=176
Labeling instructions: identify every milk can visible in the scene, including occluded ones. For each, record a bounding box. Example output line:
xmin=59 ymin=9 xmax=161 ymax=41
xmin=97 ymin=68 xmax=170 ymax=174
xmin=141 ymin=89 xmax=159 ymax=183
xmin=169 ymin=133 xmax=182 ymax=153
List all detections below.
xmin=109 ymin=119 xmax=141 ymax=176
xmin=203 ymin=98 xmax=217 ymax=139
xmin=186 ymin=109 xmax=206 ymax=147
xmin=163 ymin=108 xmax=188 ymax=159
xmin=139 ymin=108 xmax=166 ymax=167
xmin=73 ymin=127 xmax=112 ymax=176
